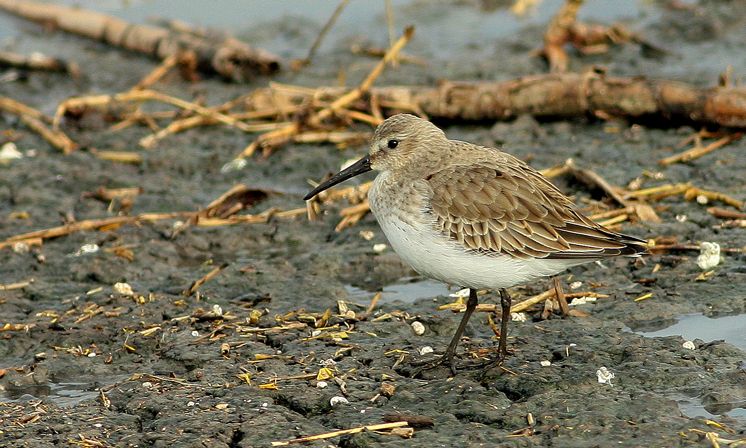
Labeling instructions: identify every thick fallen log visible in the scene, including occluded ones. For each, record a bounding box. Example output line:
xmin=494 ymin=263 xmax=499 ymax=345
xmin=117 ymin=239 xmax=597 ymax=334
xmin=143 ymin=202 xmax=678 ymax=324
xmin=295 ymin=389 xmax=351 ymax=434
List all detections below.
xmin=0 ymin=0 xmax=280 ymax=81
xmin=370 ymin=72 xmax=746 ymax=128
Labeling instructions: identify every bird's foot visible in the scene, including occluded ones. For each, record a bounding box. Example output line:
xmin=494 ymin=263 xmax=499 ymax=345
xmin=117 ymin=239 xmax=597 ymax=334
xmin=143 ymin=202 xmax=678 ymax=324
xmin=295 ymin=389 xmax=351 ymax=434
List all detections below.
xmin=409 ymin=352 xmax=458 ymax=378
xmin=476 ymin=352 xmax=508 ymax=381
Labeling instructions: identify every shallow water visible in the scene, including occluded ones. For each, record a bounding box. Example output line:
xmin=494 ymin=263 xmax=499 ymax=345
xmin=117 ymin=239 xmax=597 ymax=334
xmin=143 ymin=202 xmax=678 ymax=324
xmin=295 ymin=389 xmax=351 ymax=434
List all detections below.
xmin=0 ymin=0 xmax=652 ymax=56
xmin=346 ymin=277 xmax=451 ymax=304
xmin=635 ymin=313 xmax=746 ymax=351
xmin=634 ymin=313 xmax=746 ymax=423
xmin=1 ymin=381 xmax=98 ymax=408
xmin=675 ymin=393 xmax=746 ymax=422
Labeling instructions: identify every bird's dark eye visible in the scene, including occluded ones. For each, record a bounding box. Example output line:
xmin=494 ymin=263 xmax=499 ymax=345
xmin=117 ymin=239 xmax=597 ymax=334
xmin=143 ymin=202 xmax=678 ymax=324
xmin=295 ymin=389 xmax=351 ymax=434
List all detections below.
xmin=387 ymin=139 xmax=399 ymax=149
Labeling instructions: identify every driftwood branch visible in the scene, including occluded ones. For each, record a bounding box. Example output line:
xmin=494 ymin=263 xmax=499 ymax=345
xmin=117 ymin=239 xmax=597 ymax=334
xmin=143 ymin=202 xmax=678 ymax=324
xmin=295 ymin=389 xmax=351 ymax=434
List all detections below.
xmin=369 ymin=72 xmax=746 ymax=128
xmin=0 ymin=50 xmax=80 ymax=76
xmin=0 ymin=0 xmax=280 ymax=81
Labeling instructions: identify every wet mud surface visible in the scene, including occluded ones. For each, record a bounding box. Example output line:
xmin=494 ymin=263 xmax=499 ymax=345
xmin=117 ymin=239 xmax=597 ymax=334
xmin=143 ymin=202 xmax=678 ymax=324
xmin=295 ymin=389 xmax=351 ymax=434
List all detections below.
xmin=1 ymin=1 xmax=746 ymax=446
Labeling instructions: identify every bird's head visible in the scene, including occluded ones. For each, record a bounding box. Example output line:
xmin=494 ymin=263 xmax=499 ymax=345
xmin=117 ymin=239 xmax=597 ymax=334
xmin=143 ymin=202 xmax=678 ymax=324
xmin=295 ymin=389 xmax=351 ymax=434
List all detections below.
xmin=304 ymin=114 xmax=446 ymax=200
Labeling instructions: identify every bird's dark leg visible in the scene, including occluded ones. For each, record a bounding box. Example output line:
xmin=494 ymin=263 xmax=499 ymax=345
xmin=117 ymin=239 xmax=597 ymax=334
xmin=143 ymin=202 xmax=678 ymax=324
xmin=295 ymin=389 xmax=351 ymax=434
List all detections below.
xmin=478 ymin=288 xmax=511 ymax=381
xmin=412 ymin=288 xmax=479 ymax=376
xmin=497 ymin=288 xmax=512 ymax=360
xmin=476 ymin=288 xmax=513 ymax=379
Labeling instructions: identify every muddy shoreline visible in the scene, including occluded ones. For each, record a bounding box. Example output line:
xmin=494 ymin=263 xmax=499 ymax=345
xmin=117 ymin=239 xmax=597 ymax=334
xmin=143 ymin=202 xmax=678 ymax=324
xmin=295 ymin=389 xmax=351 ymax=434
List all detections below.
xmin=2 ymin=1 xmax=746 ymax=447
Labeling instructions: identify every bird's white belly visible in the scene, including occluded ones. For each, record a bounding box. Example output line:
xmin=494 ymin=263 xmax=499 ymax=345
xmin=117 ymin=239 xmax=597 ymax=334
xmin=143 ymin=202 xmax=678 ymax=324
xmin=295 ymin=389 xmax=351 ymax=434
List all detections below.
xmin=374 ymin=213 xmax=581 ymax=290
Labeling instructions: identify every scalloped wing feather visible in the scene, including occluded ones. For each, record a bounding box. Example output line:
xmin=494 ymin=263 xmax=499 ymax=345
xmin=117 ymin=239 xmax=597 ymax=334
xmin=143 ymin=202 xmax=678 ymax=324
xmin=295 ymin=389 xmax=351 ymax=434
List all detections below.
xmin=427 ymin=155 xmax=646 ymax=260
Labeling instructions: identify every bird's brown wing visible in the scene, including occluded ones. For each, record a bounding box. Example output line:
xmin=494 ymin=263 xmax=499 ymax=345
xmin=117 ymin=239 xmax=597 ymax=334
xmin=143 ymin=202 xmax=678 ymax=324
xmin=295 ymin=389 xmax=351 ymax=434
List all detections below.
xmin=427 ymin=157 xmax=645 ymax=260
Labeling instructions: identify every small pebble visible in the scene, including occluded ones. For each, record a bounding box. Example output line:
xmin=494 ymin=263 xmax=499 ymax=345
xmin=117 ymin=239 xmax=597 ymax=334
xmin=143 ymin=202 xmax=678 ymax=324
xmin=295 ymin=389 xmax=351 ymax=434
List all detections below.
xmin=682 ymin=340 xmax=696 ymax=350
xmin=419 ymin=346 xmax=434 ymax=355
xmin=411 ymin=321 xmax=426 ymax=335
xmin=696 ymin=194 xmax=708 ymax=205
xmin=675 ymin=214 xmax=687 ymax=223
xmin=142 ymin=382 xmax=153 ymax=388
xmin=359 ymin=230 xmax=375 ymax=241
xmin=113 ymin=282 xmax=134 ymax=296
xmin=540 ymin=360 xmax=551 ymax=367
xmin=596 ymin=367 xmax=615 ymax=386
xmin=87 ymin=352 xmax=96 ymax=358
xmin=569 ymin=281 xmax=582 ymax=290
xmin=187 ymin=401 xmax=195 ymax=407
xmin=316 ymin=381 xmax=328 ymax=389
xmin=211 ymin=304 xmax=223 ymax=316
xmin=330 ymin=396 xmax=349 ymax=407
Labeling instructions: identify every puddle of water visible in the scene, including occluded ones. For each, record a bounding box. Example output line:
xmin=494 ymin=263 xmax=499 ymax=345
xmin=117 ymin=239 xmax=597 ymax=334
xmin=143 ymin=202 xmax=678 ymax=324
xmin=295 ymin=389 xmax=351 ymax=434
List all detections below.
xmin=346 ymin=278 xmax=451 ymax=304
xmin=633 ymin=313 xmax=746 ymax=423
xmin=673 ymin=393 xmax=746 ymax=422
xmin=0 ymin=0 xmax=653 ymax=55
xmin=634 ymin=313 xmax=746 ymax=351
xmin=2 ymin=381 xmax=100 ymax=408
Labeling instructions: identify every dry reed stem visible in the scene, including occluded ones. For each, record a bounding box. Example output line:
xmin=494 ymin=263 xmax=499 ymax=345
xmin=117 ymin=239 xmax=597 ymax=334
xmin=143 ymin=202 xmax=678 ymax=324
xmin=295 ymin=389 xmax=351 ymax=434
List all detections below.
xmin=542 ymin=0 xmax=584 ymax=72
xmin=659 ymin=133 xmax=743 ymax=166
xmin=91 ymin=149 xmax=143 ymax=164
xmin=231 ymin=26 xmax=414 ymax=162
xmin=708 ymin=207 xmax=746 ymax=219
xmin=132 ymin=52 xmax=181 ymax=91
xmin=183 ymin=263 xmax=230 ymax=296
xmin=0 ymin=96 xmax=77 ymax=153
xmin=54 ymin=89 xmax=253 ymax=133
xmin=271 ymin=421 xmax=410 ymax=446
xmin=294 ymin=0 xmax=350 ymax=69
xmin=0 ymin=187 xmax=305 ymax=250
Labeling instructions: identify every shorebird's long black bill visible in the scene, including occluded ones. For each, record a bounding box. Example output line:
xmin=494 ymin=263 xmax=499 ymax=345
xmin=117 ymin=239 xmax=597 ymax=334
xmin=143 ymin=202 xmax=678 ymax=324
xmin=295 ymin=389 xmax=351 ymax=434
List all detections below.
xmin=304 ymin=155 xmax=372 ymax=200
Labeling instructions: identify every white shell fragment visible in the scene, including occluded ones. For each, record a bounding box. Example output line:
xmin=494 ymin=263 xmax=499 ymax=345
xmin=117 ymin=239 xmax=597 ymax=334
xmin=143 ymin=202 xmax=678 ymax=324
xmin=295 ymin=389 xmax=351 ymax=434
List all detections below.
xmin=330 ymin=396 xmax=349 ymax=407
xmin=569 ymin=296 xmax=597 ymax=306
xmin=74 ymin=243 xmax=100 ymax=256
xmin=682 ymin=340 xmax=696 ymax=350
xmin=211 ymin=304 xmax=223 ymax=316
xmin=696 ymin=242 xmax=720 ymax=270
xmin=540 ymin=360 xmax=552 ymax=367
xmin=411 ymin=321 xmax=426 ymax=335
xmin=373 ymin=243 xmax=387 ymax=253
xmin=511 ymin=312 xmax=527 ymax=322
xmin=220 ymin=157 xmax=247 ymax=173
xmin=596 ymin=367 xmax=615 ymax=386
xmin=569 ymin=281 xmax=582 ymax=290
xmin=419 ymin=346 xmax=434 ymax=355
xmin=113 ymin=282 xmax=134 ymax=296
xmin=316 ymin=381 xmax=328 ymax=389
xmin=449 ymin=288 xmax=471 ymax=298
xmin=0 ymin=142 xmax=23 ymax=161
xmin=12 ymin=242 xmax=30 ymax=254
